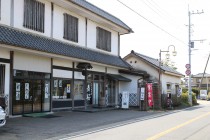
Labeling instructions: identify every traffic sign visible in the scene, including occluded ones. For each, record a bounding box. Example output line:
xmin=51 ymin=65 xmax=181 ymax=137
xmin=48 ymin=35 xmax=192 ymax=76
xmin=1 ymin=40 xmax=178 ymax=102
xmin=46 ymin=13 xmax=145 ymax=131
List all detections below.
xmin=185 ymin=64 xmax=191 ymax=69
xmin=185 ymin=69 xmax=191 ymax=76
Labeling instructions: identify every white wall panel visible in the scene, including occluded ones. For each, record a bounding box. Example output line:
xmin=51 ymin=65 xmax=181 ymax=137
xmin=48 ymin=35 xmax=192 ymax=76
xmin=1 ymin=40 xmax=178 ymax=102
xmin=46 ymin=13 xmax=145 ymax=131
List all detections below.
xmin=14 ymin=52 xmax=51 ymax=73
xmin=119 ymin=74 xmax=140 ymax=94
xmin=0 ymin=47 xmax=10 ymax=59
xmin=89 ymin=64 xmax=105 ymax=73
xmin=0 ymin=0 xmax=11 ymax=25
xmin=53 ymin=5 xmax=86 ymax=46
xmin=87 ymin=20 xmax=119 ymax=55
xmin=13 ymin=0 xmax=51 ymax=36
xmin=53 ymin=58 xmax=72 ymax=68
xmin=53 ymin=69 xmax=72 ymax=78
xmin=107 ymin=67 xmax=118 ymax=74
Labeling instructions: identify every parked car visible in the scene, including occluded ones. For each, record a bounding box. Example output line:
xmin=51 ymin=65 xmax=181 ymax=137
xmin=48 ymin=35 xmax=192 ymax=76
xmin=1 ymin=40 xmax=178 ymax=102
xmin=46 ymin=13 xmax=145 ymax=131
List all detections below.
xmin=200 ymin=90 xmax=208 ymax=100
xmin=0 ymin=106 xmax=6 ymax=127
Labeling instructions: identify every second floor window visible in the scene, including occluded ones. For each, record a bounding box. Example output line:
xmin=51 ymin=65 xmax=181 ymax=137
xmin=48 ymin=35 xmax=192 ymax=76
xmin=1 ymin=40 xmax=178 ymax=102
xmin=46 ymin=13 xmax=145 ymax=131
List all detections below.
xmin=23 ymin=0 xmax=45 ymax=33
xmin=63 ymin=13 xmax=78 ymax=42
xmin=96 ymin=27 xmax=111 ymax=52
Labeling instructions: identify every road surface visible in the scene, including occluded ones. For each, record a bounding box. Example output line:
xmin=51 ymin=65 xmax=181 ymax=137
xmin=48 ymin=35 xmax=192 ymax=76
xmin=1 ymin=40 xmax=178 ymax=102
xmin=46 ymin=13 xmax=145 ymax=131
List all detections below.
xmin=64 ymin=100 xmax=210 ymax=140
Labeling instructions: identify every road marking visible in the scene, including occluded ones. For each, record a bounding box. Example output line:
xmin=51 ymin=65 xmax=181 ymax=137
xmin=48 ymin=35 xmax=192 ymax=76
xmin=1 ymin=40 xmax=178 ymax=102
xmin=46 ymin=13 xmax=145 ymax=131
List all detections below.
xmin=147 ymin=111 xmax=210 ymax=140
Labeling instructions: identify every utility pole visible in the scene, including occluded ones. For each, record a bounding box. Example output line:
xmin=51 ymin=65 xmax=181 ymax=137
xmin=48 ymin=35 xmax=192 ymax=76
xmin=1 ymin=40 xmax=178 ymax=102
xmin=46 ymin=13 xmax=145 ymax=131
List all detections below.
xmin=188 ymin=6 xmax=204 ymax=106
xmin=199 ymin=53 xmax=210 ymax=90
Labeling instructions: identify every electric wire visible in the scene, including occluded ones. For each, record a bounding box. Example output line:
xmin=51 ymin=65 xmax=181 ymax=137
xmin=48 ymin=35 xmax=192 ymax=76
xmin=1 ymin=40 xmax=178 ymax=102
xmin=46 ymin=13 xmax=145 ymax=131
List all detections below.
xmin=146 ymin=0 xmax=187 ymax=31
xmin=116 ymin=0 xmax=187 ymax=45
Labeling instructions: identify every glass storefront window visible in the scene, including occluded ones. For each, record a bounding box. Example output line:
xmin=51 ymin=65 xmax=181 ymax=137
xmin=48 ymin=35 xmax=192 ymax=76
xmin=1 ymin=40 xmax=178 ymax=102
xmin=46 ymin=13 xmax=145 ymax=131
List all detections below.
xmin=74 ymin=80 xmax=83 ymax=100
xmin=12 ymin=70 xmax=51 ymax=115
xmin=53 ymin=79 xmax=71 ymax=99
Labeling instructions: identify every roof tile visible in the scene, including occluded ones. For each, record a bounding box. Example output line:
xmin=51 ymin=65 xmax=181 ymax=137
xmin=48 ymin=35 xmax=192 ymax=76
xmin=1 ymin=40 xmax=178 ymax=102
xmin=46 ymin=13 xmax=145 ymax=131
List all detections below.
xmin=0 ymin=25 xmax=130 ymax=69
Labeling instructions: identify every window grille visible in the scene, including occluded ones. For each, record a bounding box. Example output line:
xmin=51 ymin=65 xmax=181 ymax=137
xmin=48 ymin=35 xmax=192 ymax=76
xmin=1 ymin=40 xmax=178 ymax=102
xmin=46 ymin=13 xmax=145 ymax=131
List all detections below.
xmin=63 ymin=13 xmax=78 ymax=42
xmin=23 ymin=0 xmax=45 ymax=32
xmin=96 ymin=27 xmax=111 ymax=52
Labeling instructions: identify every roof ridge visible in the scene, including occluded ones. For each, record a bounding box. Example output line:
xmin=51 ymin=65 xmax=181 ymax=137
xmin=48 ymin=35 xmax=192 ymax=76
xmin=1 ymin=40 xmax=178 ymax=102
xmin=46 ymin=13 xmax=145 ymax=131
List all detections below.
xmin=70 ymin=0 xmax=133 ymax=32
xmin=131 ymin=50 xmax=183 ymax=76
xmin=133 ymin=51 xmax=159 ymax=61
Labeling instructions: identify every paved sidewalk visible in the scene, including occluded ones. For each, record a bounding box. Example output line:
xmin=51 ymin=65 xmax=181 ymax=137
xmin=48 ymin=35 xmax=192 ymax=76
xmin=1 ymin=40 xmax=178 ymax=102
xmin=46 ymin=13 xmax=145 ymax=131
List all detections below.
xmin=0 ymin=109 xmax=172 ymax=140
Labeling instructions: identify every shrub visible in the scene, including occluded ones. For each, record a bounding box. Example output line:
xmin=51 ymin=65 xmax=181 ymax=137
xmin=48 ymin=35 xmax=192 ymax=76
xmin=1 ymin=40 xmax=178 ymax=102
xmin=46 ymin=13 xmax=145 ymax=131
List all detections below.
xmin=182 ymin=88 xmax=188 ymax=93
xmin=181 ymin=92 xmax=197 ymax=105
xmin=181 ymin=92 xmax=189 ymax=105
xmin=171 ymin=94 xmax=181 ymax=106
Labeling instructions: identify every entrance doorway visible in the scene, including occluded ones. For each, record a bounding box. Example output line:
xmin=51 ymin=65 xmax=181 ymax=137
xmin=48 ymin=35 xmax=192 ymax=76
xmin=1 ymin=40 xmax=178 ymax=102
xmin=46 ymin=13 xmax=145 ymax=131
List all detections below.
xmin=12 ymin=70 xmax=51 ymax=115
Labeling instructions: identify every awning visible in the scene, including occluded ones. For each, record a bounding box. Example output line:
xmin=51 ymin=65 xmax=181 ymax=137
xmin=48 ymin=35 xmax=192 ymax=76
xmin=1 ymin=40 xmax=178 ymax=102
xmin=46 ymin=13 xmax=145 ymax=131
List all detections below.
xmin=107 ymin=74 xmax=131 ymax=82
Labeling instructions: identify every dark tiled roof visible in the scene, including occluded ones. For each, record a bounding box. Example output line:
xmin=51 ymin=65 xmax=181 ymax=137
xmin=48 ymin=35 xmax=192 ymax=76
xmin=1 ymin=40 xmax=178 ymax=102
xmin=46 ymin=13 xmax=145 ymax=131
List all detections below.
xmin=70 ymin=0 xmax=133 ymax=33
xmin=0 ymin=25 xmax=130 ymax=69
xmin=131 ymin=51 xmax=183 ymax=76
xmin=192 ymin=73 xmax=210 ymax=78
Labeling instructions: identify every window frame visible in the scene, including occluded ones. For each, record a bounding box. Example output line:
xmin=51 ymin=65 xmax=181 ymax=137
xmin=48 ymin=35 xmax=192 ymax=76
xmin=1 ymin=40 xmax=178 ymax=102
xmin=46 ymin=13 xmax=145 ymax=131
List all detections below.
xmin=96 ymin=27 xmax=111 ymax=52
xmin=63 ymin=13 xmax=78 ymax=43
xmin=23 ymin=0 xmax=45 ymax=33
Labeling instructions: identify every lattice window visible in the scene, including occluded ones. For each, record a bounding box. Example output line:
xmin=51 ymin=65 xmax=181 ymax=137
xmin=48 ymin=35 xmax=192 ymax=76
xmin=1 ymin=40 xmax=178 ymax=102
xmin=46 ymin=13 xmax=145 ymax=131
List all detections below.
xmin=63 ymin=13 xmax=78 ymax=42
xmin=23 ymin=0 xmax=45 ymax=32
xmin=96 ymin=27 xmax=111 ymax=52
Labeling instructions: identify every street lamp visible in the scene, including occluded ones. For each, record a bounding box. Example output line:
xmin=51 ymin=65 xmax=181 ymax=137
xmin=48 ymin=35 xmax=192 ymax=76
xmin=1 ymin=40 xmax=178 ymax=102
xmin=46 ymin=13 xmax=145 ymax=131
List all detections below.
xmin=159 ymin=45 xmax=177 ymax=107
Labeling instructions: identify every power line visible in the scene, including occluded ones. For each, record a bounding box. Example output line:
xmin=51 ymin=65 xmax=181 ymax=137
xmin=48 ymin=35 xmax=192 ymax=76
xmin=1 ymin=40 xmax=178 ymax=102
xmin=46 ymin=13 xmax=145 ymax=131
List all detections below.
xmin=147 ymin=0 xmax=187 ymax=31
xmin=116 ymin=0 xmax=187 ymax=45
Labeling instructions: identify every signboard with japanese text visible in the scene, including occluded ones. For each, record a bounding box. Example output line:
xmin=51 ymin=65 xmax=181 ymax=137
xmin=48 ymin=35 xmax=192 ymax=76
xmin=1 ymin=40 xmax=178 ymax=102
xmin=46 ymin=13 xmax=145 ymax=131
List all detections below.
xmin=146 ymin=83 xmax=153 ymax=107
xmin=25 ymin=83 xmax=29 ymax=100
xmin=140 ymin=87 xmax=145 ymax=100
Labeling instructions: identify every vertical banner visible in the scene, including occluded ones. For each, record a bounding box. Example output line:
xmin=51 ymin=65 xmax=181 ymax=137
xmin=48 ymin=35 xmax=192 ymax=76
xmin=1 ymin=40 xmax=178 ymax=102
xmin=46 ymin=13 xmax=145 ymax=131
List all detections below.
xmin=25 ymin=83 xmax=29 ymax=100
xmin=16 ymin=83 xmax=21 ymax=100
xmin=146 ymin=83 xmax=153 ymax=107
xmin=140 ymin=87 xmax=145 ymax=100
xmin=45 ymin=84 xmax=49 ymax=99
xmin=67 ymin=84 xmax=71 ymax=94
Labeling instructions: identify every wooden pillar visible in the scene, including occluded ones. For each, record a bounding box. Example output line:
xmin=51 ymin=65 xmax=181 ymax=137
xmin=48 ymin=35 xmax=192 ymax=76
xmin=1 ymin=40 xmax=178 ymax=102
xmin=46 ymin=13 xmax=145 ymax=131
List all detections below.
xmin=9 ymin=51 xmax=14 ymax=115
xmin=72 ymin=62 xmax=75 ymax=110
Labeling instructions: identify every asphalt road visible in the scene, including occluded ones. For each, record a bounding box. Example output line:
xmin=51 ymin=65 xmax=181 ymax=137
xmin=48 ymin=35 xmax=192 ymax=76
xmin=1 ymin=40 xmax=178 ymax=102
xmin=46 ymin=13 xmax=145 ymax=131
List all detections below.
xmin=62 ymin=100 xmax=210 ymax=140
xmin=0 ymin=107 xmax=160 ymax=140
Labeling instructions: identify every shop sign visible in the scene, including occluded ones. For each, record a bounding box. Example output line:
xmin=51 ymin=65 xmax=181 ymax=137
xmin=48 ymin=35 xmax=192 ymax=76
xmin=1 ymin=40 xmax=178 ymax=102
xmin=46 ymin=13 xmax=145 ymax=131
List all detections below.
xmin=146 ymin=83 xmax=153 ymax=107
xmin=67 ymin=84 xmax=71 ymax=93
xmin=16 ymin=83 xmax=20 ymax=100
xmin=25 ymin=83 xmax=29 ymax=100
xmin=54 ymin=80 xmax=58 ymax=88
xmin=140 ymin=87 xmax=145 ymax=100
xmin=45 ymin=84 xmax=49 ymax=99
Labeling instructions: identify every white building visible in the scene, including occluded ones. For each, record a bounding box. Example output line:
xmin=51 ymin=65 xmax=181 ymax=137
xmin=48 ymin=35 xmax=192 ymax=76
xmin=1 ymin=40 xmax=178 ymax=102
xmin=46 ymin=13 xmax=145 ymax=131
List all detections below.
xmin=123 ymin=50 xmax=184 ymax=106
xmin=0 ymin=0 xmax=133 ymax=116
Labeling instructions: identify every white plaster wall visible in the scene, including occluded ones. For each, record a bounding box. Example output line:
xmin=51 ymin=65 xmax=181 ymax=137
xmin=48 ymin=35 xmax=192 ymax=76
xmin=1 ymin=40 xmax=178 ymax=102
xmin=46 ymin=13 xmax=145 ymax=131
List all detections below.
xmin=14 ymin=52 xmax=51 ymax=73
xmin=0 ymin=0 xmax=11 ymax=25
xmin=162 ymin=73 xmax=181 ymax=94
xmin=53 ymin=69 xmax=72 ymax=78
xmin=0 ymin=47 xmax=10 ymax=59
xmin=13 ymin=0 xmax=51 ymax=36
xmin=53 ymin=58 xmax=72 ymax=68
xmin=74 ymin=71 xmax=85 ymax=80
xmin=53 ymin=4 xmax=86 ymax=46
xmin=53 ymin=69 xmax=84 ymax=79
xmin=107 ymin=67 xmax=119 ymax=74
xmin=126 ymin=57 xmax=159 ymax=80
xmin=89 ymin=64 xmax=105 ymax=73
xmin=87 ymin=20 xmax=119 ymax=55
xmin=119 ymin=74 xmax=140 ymax=94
